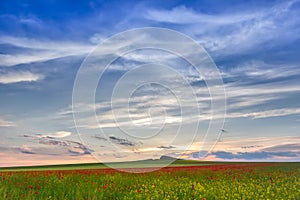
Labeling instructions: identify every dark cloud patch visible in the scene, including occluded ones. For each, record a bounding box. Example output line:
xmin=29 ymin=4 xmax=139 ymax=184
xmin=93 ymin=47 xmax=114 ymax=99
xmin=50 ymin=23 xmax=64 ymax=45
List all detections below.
xmin=157 ymin=145 xmax=176 ymax=150
xmin=22 ymin=134 xmax=39 ymax=139
xmin=39 ymin=139 xmax=67 ymax=146
xmin=21 ymin=134 xmax=92 ymax=156
xmin=94 ymin=134 xmax=140 ymax=148
xmin=39 ymin=139 xmax=92 ymax=155
xmin=93 ymin=135 xmax=108 ymax=141
xmin=241 ymin=145 xmax=263 ymax=149
xmin=109 ymin=136 xmax=135 ymax=147
xmin=17 ymin=149 xmax=35 ymax=154
xmin=94 ymin=135 xmax=138 ymax=148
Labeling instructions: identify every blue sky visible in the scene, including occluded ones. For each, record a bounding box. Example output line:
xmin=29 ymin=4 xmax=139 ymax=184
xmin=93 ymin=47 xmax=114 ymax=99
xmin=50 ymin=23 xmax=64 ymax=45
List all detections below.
xmin=0 ymin=0 xmax=300 ymax=166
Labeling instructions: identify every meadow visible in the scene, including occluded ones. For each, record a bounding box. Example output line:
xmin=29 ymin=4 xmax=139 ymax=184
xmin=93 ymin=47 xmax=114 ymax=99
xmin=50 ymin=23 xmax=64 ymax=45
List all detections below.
xmin=0 ymin=162 xmax=299 ymax=199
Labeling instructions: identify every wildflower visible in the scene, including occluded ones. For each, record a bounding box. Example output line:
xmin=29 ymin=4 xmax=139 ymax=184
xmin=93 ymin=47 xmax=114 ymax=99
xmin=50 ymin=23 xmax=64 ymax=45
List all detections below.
xmin=192 ymin=184 xmax=195 ymax=190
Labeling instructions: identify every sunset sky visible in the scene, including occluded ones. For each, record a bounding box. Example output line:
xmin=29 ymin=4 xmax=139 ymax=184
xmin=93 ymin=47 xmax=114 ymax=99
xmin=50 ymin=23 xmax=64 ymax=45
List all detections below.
xmin=0 ymin=0 xmax=300 ymax=167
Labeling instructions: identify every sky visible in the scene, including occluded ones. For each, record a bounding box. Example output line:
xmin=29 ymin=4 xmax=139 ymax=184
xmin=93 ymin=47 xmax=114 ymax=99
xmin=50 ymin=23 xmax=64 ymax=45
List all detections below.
xmin=0 ymin=0 xmax=300 ymax=167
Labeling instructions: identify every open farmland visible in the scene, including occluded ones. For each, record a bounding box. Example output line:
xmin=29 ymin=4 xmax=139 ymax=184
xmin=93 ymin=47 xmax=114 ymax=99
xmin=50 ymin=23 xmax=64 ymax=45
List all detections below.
xmin=0 ymin=162 xmax=299 ymax=199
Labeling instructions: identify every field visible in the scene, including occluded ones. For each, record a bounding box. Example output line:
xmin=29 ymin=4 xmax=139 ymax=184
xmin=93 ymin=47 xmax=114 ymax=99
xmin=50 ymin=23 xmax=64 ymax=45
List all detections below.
xmin=0 ymin=162 xmax=299 ymax=199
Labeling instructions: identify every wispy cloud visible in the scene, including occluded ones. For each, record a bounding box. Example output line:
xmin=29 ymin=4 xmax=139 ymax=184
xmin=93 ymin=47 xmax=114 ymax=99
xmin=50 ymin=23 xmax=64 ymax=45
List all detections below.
xmin=94 ymin=135 xmax=139 ymax=148
xmin=0 ymin=36 xmax=94 ymax=67
xmin=221 ymin=61 xmax=300 ymax=81
xmin=262 ymin=143 xmax=300 ymax=152
xmin=241 ymin=145 xmax=263 ymax=149
xmin=109 ymin=136 xmax=136 ymax=147
xmin=64 ymin=77 xmax=300 ymax=132
xmin=0 ymin=118 xmax=16 ymax=127
xmin=145 ymin=1 xmax=300 ymax=57
xmin=0 ymin=71 xmax=43 ymax=84
xmin=1 ymin=1 xmax=299 ymax=164
xmin=38 ymin=139 xmax=91 ymax=156
xmin=0 ymin=14 xmax=42 ymax=30
xmin=228 ymin=108 xmax=300 ymax=119
xmin=45 ymin=131 xmax=71 ymax=138
xmin=146 ymin=5 xmax=260 ymax=25
xmin=24 ymin=131 xmax=71 ymax=139
xmin=21 ymin=133 xmax=92 ymax=156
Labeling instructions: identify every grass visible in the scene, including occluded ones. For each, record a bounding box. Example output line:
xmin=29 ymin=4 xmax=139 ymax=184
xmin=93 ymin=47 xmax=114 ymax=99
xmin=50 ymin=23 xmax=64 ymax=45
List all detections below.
xmin=0 ymin=159 xmax=212 ymax=172
xmin=0 ymin=162 xmax=299 ymax=199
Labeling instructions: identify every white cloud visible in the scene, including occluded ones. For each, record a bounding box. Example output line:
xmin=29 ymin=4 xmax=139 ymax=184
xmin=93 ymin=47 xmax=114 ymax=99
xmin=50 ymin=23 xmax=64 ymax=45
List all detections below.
xmin=25 ymin=131 xmax=72 ymax=139
xmin=21 ymin=133 xmax=92 ymax=157
xmin=146 ymin=5 xmax=260 ymax=25
xmin=89 ymin=33 xmax=106 ymax=44
xmin=65 ymin=75 xmax=300 ymax=131
xmin=43 ymin=131 xmax=72 ymax=138
xmin=0 ymin=36 xmax=93 ymax=52
xmin=19 ymin=16 xmax=42 ymax=27
xmin=0 ymin=36 xmax=95 ymax=67
xmin=231 ymin=108 xmax=300 ymax=119
xmin=0 ymin=119 xmax=16 ymax=127
xmin=0 ymin=71 xmax=43 ymax=84
xmin=222 ymin=61 xmax=300 ymax=80
xmin=145 ymin=1 xmax=300 ymax=56
xmin=0 ymin=53 xmax=63 ymax=67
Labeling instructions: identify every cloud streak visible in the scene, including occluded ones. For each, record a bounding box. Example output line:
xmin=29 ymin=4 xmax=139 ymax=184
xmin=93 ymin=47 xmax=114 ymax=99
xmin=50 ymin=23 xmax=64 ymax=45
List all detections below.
xmin=93 ymin=134 xmax=137 ymax=147
xmin=228 ymin=108 xmax=300 ymax=119
xmin=0 ymin=36 xmax=94 ymax=67
xmin=0 ymin=71 xmax=43 ymax=84
xmin=146 ymin=5 xmax=260 ymax=25
xmin=21 ymin=133 xmax=92 ymax=156
xmin=0 ymin=119 xmax=16 ymax=127
xmin=145 ymin=1 xmax=300 ymax=57
xmin=23 ymin=131 xmax=71 ymax=139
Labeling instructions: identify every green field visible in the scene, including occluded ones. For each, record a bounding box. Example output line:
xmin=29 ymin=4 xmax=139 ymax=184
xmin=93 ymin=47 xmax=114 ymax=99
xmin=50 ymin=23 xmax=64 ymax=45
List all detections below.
xmin=0 ymin=161 xmax=299 ymax=199
xmin=0 ymin=159 xmax=211 ymax=172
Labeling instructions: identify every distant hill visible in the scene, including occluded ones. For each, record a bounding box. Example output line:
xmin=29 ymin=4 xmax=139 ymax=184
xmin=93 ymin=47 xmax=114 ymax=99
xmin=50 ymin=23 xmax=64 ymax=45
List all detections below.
xmin=160 ymin=155 xmax=183 ymax=161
